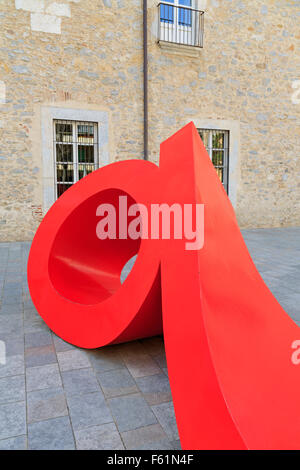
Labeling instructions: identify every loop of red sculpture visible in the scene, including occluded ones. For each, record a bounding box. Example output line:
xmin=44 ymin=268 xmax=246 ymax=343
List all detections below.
xmin=28 ymin=159 xmax=163 ymax=348
xmin=28 ymin=123 xmax=300 ymax=449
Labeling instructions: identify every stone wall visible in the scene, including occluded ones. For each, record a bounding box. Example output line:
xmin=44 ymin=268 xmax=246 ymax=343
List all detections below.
xmin=147 ymin=0 xmax=300 ymax=228
xmin=0 ymin=0 xmax=299 ymax=241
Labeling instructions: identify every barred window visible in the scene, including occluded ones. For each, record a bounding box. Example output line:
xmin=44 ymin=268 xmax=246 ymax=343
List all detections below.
xmin=198 ymin=129 xmax=229 ymax=194
xmin=54 ymin=120 xmax=99 ymax=198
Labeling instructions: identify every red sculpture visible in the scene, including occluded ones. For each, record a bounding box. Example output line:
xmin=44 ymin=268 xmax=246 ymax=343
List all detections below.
xmin=28 ymin=122 xmax=300 ymax=449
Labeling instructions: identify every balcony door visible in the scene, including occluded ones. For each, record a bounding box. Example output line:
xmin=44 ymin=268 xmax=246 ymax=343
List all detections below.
xmin=160 ymin=0 xmax=195 ymax=46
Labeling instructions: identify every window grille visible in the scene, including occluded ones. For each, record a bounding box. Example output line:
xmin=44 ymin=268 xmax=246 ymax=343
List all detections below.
xmin=53 ymin=120 xmax=98 ymax=198
xmin=198 ymin=129 xmax=230 ymax=194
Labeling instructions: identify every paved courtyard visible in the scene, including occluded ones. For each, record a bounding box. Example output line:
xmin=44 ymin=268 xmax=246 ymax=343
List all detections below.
xmin=0 ymin=227 xmax=299 ymax=450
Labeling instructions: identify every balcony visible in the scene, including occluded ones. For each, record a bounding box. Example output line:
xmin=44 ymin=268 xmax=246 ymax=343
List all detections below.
xmin=157 ymin=2 xmax=204 ymax=52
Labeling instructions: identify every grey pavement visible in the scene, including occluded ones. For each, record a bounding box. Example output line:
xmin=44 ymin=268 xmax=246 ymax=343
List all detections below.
xmin=0 ymin=227 xmax=299 ymax=449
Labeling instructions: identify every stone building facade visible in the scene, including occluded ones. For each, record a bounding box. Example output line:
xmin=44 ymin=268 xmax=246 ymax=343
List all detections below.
xmin=0 ymin=0 xmax=299 ymax=241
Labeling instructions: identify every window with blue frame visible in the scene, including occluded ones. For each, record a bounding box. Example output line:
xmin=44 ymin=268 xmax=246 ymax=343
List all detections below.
xmin=160 ymin=0 xmax=192 ymax=27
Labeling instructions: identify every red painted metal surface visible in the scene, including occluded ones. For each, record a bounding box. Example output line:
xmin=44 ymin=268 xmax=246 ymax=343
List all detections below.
xmin=28 ymin=122 xmax=300 ymax=449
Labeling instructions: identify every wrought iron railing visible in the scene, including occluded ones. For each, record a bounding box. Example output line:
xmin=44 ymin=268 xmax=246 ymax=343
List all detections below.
xmin=158 ymin=2 xmax=204 ymax=48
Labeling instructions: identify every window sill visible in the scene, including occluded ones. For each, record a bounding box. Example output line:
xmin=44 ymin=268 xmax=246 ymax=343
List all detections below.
xmin=158 ymin=40 xmax=201 ymax=58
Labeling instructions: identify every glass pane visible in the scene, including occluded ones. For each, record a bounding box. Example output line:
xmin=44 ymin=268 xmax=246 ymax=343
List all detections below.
xmin=55 ymin=123 xmax=73 ymax=143
xmin=57 ymin=183 xmax=72 ymax=198
xmin=85 ymin=164 xmax=95 ymax=176
xmin=78 ymin=164 xmax=95 ymax=180
xmin=78 ymin=145 xmax=94 ymax=163
xmin=215 ymin=167 xmax=224 ymax=183
xmin=179 ymin=0 xmax=192 ymax=26
xmin=56 ymin=163 xmax=74 ymax=183
xmin=212 ymin=150 xmax=224 ymax=167
xmin=56 ymin=144 xmax=73 ymax=162
xmin=198 ymin=130 xmax=209 ymax=149
xmin=77 ymin=124 xmax=94 ymax=144
xmin=160 ymin=1 xmax=174 ymax=23
xmin=212 ymin=132 xmax=225 ymax=149
xmin=78 ymin=164 xmax=84 ymax=180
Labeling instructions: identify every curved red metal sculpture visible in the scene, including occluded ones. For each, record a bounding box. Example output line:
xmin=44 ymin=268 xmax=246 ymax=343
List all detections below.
xmin=28 ymin=122 xmax=300 ymax=449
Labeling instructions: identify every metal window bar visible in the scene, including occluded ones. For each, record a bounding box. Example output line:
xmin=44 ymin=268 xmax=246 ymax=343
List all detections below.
xmin=197 ymin=129 xmax=230 ymax=194
xmin=53 ymin=120 xmax=99 ymax=199
xmin=158 ymin=2 xmax=204 ymax=48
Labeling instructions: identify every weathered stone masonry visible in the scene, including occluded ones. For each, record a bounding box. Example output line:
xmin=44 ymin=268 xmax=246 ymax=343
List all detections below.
xmin=0 ymin=0 xmax=299 ymax=241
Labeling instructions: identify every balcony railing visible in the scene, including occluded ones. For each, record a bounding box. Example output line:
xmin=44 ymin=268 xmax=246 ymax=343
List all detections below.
xmin=158 ymin=2 xmax=204 ymax=48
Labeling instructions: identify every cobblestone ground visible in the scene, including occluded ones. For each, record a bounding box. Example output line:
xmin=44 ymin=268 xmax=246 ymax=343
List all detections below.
xmin=0 ymin=227 xmax=299 ymax=450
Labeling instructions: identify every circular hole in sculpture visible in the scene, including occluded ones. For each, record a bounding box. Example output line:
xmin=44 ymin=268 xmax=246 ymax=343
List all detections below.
xmin=48 ymin=189 xmax=140 ymax=305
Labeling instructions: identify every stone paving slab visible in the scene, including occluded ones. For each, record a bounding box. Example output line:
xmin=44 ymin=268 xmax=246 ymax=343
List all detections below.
xmin=0 ymin=401 xmax=26 ymax=441
xmin=0 ymin=435 xmax=27 ymax=450
xmin=0 ymin=354 xmax=24 ymax=378
xmin=26 ymin=363 xmax=62 ymax=392
xmin=28 ymin=416 xmax=75 ymax=450
xmin=67 ymin=391 xmax=113 ymax=430
xmin=108 ymin=393 xmax=157 ymax=432
xmin=151 ymin=402 xmax=179 ymax=440
xmin=74 ymin=422 xmax=124 ymax=450
xmin=97 ymin=368 xmax=138 ymax=398
xmin=0 ymin=227 xmax=299 ymax=449
xmin=121 ymin=423 xmax=170 ymax=450
xmin=0 ymin=375 xmax=25 ymax=404
xmin=135 ymin=373 xmax=172 ymax=405
xmin=27 ymin=387 xmax=68 ymax=424
xmin=61 ymin=367 xmax=100 ymax=396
